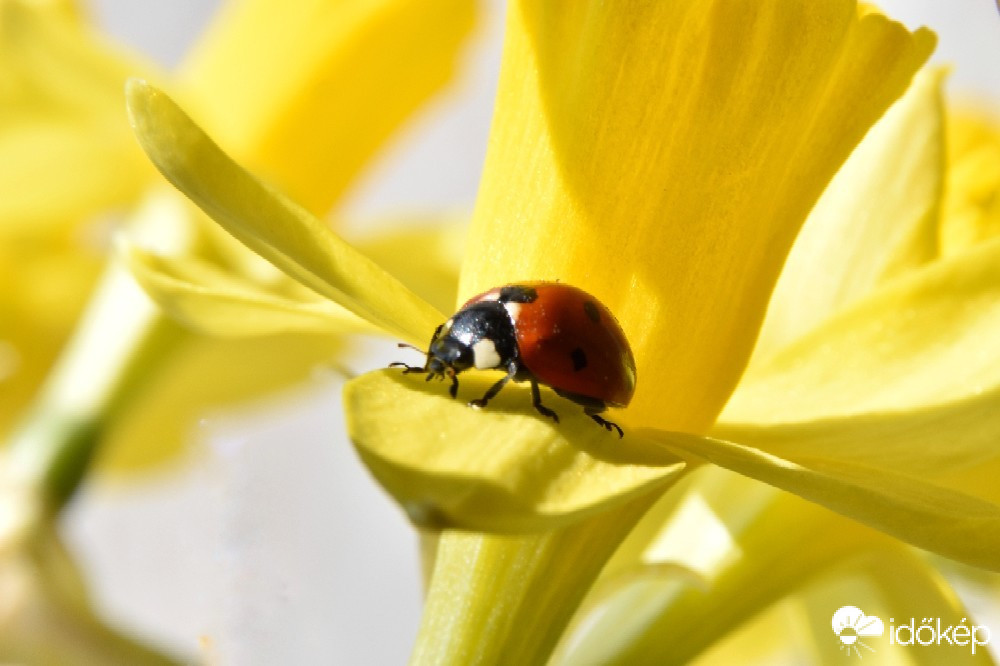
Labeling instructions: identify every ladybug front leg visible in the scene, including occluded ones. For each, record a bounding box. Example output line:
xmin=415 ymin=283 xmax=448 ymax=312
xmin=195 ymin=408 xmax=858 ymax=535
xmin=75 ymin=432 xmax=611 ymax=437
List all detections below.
xmin=468 ymin=362 xmax=518 ymax=409
xmin=530 ymin=379 xmax=560 ymax=424
xmin=389 ymin=362 xmax=426 ymax=374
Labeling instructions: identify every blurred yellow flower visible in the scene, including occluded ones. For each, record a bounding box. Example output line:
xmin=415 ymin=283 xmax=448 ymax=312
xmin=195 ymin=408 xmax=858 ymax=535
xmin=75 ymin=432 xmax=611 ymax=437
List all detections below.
xmin=122 ymin=0 xmax=1000 ymax=663
xmin=1 ymin=0 xmax=474 ymax=660
xmin=1 ymin=0 xmax=475 ymax=473
xmin=0 ymin=0 xmax=153 ymax=436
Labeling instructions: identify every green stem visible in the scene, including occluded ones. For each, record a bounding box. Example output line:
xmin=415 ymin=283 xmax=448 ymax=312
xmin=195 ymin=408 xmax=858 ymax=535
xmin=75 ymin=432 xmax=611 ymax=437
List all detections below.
xmin=410 ymin=492 xmax=665 ymax=665
xmin=6 ymin=259 xmax=181 ymax=512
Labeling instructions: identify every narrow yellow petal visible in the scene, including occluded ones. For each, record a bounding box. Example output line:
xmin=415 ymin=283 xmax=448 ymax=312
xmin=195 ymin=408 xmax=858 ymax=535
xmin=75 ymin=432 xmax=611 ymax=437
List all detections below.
xmin=461 ymin=1 xmax=934 ymax=433
xmin=750 ymin=67 xmax=946 ymax=363
xmin=178 ymin=0 xmax=476 ymax=215
xmin=344 ymin=370 xmax=685 ymax=532
xmin=939 ymin=111 xmax=1000 ymax=256
xmin=122 ymin=243 xmax=379 ymax=337
xmin=0 ymin=0 xmax=155 ymax=235
xmin=352 ymin=220 xmax=464 ymax=317
xmin=125 ymin=80 xmax=444 ymax=346
xmin=650 ymin=430 xmax=1000 ymax=571
xmin=724 ymin=237 xmax=1000 ymax=423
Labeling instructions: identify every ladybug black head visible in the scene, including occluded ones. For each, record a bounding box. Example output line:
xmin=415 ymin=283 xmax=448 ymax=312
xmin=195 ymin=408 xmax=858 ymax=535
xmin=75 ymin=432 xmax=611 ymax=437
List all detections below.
xmin=426 ymin=330 xmax=474 ymax=377
xmin=390 ymin=300 xmax=519 ymax=399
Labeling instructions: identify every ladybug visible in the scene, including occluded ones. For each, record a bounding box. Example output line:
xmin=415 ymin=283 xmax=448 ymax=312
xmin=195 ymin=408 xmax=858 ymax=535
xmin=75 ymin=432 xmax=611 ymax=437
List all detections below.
xmin=391 ymin=282 xmax=636 ymax=437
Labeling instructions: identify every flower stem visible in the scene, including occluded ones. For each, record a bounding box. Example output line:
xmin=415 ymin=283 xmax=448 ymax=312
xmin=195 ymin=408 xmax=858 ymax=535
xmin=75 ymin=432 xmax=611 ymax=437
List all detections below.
xmin=410 ymin=493 xmax=664 ymax=665
xmin=5 ymin=260 xmax=181 ymax=513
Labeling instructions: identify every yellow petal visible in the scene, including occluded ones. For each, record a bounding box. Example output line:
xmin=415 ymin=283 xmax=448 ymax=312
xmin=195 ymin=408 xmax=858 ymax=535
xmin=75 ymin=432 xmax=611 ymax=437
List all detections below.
xmin=0 ymin=0 xmax=155 ymax=235
xmin=178 ymin=0 xmax=476 ymax=215
xmin=460 ymin=1 xmax=934 ymax=433
xmin=716 ymin=387 xmax=1000 ymax=484
xmin=344 ymin=369 xmax=685 ymax=532
xmin=122 ymin=242 xmax=379 ymax=337
xmin=125 ymin=80 xmax=444 ymax=346
xmin=750 ymin=67 xmax=946 ymax=364
xmin=724 ymin=236 xmax=1000 ymax=424
xmin=691 ymin=601 xmax=816 ymax=666
xmin=352 ymin=220 xmax=464 ymax=317
xmin=650 ymin=430 xmax=1000 ymax=571
xmin=939 ymin=111 xmax=1000 ymax=256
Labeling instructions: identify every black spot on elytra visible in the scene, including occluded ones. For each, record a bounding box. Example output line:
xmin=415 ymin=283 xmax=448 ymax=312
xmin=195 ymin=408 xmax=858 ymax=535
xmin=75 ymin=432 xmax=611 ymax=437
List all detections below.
xmin=499 ymin=285 xmax=538 ymax=303
xmin=570 ymin=347 xmax=588 ymax=371
xmin=583 ymin=300 xmax=601 ymax=323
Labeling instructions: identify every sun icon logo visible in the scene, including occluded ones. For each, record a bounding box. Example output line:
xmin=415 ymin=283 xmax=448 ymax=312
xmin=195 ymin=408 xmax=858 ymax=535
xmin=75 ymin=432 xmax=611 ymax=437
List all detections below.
xmin=832 ymin=606 xmax=884 ymax=658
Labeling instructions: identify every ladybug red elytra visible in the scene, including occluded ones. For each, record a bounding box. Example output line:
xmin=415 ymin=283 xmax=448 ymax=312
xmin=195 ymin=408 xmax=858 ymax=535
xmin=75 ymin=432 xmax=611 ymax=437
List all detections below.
xmin=391 ymin=283 xmax=636 ymax=437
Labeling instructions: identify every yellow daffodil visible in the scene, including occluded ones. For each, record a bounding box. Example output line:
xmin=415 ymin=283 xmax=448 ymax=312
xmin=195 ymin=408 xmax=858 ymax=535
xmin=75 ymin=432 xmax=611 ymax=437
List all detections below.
xmin=122 ymin=0 xmax=1000 ymax=663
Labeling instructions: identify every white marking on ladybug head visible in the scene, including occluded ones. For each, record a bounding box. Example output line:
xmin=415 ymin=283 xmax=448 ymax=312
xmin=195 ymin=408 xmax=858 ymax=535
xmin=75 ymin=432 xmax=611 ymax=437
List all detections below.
xmin=503 ymin=302 xmax=521 ymax=322
xmin=472 ymin=338 xmax=502 ymax=369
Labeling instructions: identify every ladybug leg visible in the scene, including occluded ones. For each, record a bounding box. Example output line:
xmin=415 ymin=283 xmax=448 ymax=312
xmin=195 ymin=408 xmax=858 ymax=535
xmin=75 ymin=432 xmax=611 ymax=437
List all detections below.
xmin=449 ymin=373 xmax=459 ymax=398
xmin=585 ymin=405 xmax=623 ymax=439
xmin=389 ymin=362 xmax=427 ymax=374
xmin=469 ymin=364 xmax=517 ymax=409
xmin=530 ymin=379 xmax=560 ymax=424
xmin=589 ymin=414 xmax=623 ymax=438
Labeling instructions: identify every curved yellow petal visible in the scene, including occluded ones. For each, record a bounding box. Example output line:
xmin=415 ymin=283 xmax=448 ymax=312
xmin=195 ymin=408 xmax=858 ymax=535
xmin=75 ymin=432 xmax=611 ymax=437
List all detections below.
xmin=750 ymin=67 xmax=946 ymax=364
xmin=0 ymin=0 xmax=155 ymax=236
xmin=125 ymin=80 xmax=444 ymax=346
xmin=649 ymin=429 xmax=1000 ymax=571
xmin=724 ymin=237 xmax=1000 ymax=423
xmin=122 ymin=243 xmax=379 ymax=338
xmin=460 ymin=0 xmax=934 ymax=433
xmin=716 ymin=386 xmax=1000 ymax=480
xmin=178 ymin=0 xmax=476 ymax=215
xmin=939 ymin=111 xmax=1000 ymax=256
xmin=344 ymin=370 xmax=685 ymax=532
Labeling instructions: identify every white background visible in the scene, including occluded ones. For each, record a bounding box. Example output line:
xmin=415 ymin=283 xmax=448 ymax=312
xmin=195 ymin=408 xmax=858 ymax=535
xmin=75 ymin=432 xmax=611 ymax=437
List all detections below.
xmin=62 ymin=1 xmax=1000 ymax=664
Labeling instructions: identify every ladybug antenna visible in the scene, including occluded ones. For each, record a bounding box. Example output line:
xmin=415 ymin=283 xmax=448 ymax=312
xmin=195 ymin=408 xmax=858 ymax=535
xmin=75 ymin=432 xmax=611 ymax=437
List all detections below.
xmin=397 ymin=342 xmax=425 ymax=354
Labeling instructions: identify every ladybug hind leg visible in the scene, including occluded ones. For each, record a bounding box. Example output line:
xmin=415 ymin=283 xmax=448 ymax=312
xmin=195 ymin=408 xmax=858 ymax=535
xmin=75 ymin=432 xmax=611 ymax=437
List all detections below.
xmin=587 ymin=409 xmax=624 ymax=439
